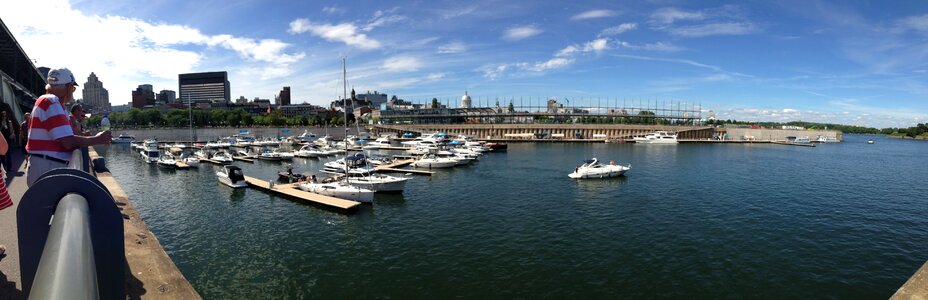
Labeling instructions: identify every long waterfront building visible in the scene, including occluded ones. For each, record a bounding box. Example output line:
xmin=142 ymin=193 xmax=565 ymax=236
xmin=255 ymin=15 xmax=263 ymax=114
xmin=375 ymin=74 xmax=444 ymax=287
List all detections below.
xmin=178 ymin=71 xmax=230 ymax=103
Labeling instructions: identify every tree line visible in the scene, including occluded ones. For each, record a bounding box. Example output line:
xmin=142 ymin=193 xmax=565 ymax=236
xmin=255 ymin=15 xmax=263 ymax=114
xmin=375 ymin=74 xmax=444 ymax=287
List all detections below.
xmin=881 ymin=123 xmax=928 ymax=138
xmin=85 ymin=108 xmax=356 ymax=129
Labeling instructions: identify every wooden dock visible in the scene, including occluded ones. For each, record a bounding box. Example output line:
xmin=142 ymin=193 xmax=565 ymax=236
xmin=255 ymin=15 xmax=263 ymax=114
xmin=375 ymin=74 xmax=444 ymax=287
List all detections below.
xmin=174 ymin=161 xmax=190 ymax=169
xmin=201 ymin=158 xmax=226 ymax=165
xmin=374 ymin=159 xmax=434 ymax=175
xmin=243 ymin=176 xmax=360 ymax=212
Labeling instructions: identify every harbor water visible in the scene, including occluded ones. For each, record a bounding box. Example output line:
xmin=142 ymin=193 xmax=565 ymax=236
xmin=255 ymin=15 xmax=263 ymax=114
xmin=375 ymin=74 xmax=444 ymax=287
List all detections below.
xmin=102 ymin=134 xmax=928 ymax=299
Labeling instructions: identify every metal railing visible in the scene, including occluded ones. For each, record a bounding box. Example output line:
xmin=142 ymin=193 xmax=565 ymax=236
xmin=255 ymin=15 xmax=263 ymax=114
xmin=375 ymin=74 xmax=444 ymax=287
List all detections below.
xmin=17 ymin=157 xmax=124 ymax=299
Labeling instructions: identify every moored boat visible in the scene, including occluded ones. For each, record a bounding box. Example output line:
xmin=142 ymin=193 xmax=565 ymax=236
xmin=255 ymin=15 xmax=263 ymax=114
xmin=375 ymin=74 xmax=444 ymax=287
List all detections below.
xmin=568 ymin=158 xmax=631 ymax=179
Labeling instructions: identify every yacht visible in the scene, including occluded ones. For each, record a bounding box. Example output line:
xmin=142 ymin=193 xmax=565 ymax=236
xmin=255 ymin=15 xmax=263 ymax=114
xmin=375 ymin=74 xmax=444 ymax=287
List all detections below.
xmin=112 ymin=134 xmax=136 ymax=144
xmin=568 ymin=158 xmax=631 ymax=179
xmin=816 ymin=136 xmax=839 ymax=143
xmin=789 ymin=136 xmax=812 ymax=145
xmin=156 ymin=153 xmax=177 ymax=169
xmin=411 ymin=154 xmax=458 ymax=168
xmin=140 ymin=139 xmax=160 ymax=163
xmin=299 ymin=180 xmax=375 ymax=203
xmin=275 ymin=149 xmax=295 ymax=161
xmin=216 ymin=165 xmax=248 ymax=188
xmin=633 ymin=131 xmax=678 ymax=144
xmin=179 ymin=153 xmax=199 ymax=167
xmin=332 ymin=169 xmax=409 ymax=193
xmin=211 ymin=150 xmax=234 ymax=164
xmin=171 ymin=143 xmax=187 ymax=149
xmin=233 ymin=133 xmax=256 ymax=147
xmin=296 ymin=130 xmax=317 ymax=143
xmin=294 ymin=145 xmax=324 ymax=158
xmin=362 ymin=136 xmax=392 ymax=150
xmin=257 ymin=148 xmax=283 ymax=161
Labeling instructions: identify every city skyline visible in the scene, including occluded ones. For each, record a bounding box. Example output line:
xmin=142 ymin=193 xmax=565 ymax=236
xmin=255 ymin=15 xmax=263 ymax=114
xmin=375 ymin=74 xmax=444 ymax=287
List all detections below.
xmin=2 ymin=0 xmax=927 ymax=127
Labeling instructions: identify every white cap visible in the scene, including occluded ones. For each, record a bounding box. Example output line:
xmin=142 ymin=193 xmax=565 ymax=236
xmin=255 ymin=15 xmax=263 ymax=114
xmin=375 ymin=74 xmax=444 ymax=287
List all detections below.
xmin=47 ymin=67 xmax=79 ymax=86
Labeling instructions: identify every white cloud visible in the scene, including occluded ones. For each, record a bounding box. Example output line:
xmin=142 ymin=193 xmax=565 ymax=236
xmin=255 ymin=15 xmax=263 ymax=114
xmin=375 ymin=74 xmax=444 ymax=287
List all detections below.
xmin=371 ymin=72 xmax=446 ymax=90
xmin=439 ymin=5 xmax=479 ymax=19
xmin=618 ymin=41 xmax=683 ymax=52
xmin=438 ymin=42 xmax=467 ymax=54
xmin=556 ymin=38 xmax=610 ymax=57
xmin=363 ymin=10 xmax=406 ymax=31
xmin=382 ymin=56 xmax=423 ymax=72
xmin=572 ymin=10 xmax=617 ymax=20
xmin=783 ymin=108 xmax=798 ymax=113
xmin=322 ymin=6 xmax=344 ymax=14
xmin=527 ymin=58 xmax=574 ymax=72
xmin=1 ymin=0 xmax=304 ymax=106
xmin=599 ymin=23 xmax=637 ymax=37
xmin=651 ymin=7 xmax=706 ymax=25
xmin=289 ymin=18 xmax=381 ymax=49
xmin=898 ymin=14 xmax=928 ymax=33
xmin=666 ymin=22 xmax=757 ymax=37
xmin=481 ymin=57 xmax=574 ymax=79
xmin=504 ymin=25 xmax=542 ymax=41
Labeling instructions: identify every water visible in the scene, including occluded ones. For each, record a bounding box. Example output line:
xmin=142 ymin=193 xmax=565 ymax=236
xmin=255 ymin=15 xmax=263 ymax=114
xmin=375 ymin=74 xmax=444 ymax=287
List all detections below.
xmin=103 ymin=135 xmax=928 ymax=299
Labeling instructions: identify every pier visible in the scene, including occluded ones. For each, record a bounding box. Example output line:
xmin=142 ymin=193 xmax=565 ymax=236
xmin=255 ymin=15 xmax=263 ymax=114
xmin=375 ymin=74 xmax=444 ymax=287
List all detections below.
xmin=243 ymin=176 xmax=361 ymax=212
xmin=374 ymin=159 xmax=434 ymax=175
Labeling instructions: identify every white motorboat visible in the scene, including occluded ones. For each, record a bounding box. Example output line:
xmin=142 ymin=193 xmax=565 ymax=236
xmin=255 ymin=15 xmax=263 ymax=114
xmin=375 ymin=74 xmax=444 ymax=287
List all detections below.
xmin=325 ymin=169 xmax=410 ymax=193
xmin=211 ymin=151 xmax=234 ymax=164
xmin=297 ymin=130 xmax=317 ymax=143
xmin=299 ymin=180 xmax=375 ymax=203
xmin=568 ymin=158 xmax=630 ymax=179
xmin=411 ymin=154 xmax=458 ymax=168
xmin=194 ymin=150 xmax=211 ymax=160
xmin=156 ymin=153 xmax=177 ymax=169
xmin=179 ymin=153 xmax=200 ymax=167
xmin=294 ymin=145 xmax=323 ymax=158
xmin=233 ymin=133 xmax=256 ymax=147
xmin=257 ymin=148 xmax=283 ymax=161
xmin=868 ymin=139 xmax=874 ymax=144
xmin=816 ymin=136 xmax=839 ymax=143
xmin=633 ymin=131 xmax=678 ymax=144
xmin=140 ymin=139 xmax=160 ymax=163
xmin=112 ymin=134 xmax=136 ymax=144
xmin=275 ymin=150 xmax=295 ymax=161
xmin=171 ymin=143 xmax=187 ymax=149
xmin=217 ymin=165 xmax=248 ymax=188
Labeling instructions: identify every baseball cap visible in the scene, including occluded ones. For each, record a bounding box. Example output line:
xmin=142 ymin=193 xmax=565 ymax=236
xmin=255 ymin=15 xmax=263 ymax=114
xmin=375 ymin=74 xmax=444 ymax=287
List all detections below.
xmin=47 ymin=67 xmax=79 ymax=86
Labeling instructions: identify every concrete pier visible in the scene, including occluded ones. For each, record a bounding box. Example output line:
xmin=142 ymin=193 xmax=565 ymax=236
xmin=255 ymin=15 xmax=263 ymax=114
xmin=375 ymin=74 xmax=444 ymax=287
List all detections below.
xmin=893 ymin=261 xmax=928 ymax=299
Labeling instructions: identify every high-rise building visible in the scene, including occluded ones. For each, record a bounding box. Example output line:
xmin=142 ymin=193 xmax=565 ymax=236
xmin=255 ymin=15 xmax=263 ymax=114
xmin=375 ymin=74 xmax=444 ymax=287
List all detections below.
xmin=131 ymin=84 xmax=156 ymax=108
xmin=277 ymin=86 xmax=291 ymax=106
xmin=461 ymin=91 xmax=472 ymax=108
xmin=82 ymin=72 xmax=110 ymax=113
xmin=178 ymin=71 xmax=230 ymax=103
xmin=157 ymin=90 xmax=176 ymax=104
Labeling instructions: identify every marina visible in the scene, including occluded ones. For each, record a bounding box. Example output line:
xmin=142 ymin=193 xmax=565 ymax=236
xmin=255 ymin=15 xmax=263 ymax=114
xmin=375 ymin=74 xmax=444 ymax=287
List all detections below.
xmin=98 ymin=133 xmax=928 ymax=298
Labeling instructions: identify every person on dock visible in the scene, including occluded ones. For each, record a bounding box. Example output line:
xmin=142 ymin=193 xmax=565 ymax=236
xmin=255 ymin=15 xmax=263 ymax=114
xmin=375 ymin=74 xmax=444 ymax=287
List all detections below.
xmin=70 ymin=102 xmax=88 ymax=136
xmin=25 ymin=67 xmax=112 ymax=187
xmin=19 ymin=112 xmax=30 ymax=155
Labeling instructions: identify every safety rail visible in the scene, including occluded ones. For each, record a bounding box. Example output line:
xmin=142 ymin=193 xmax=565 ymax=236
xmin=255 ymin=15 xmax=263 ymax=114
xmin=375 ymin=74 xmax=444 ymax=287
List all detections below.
xmin=17 ymin=158 xmax=124 ymax=299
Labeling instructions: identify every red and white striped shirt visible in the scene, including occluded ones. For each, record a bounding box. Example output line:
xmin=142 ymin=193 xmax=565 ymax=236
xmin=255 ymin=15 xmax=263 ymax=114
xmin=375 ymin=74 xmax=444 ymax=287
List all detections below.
xmin=26 ymin=94 xmax=74 ymax=161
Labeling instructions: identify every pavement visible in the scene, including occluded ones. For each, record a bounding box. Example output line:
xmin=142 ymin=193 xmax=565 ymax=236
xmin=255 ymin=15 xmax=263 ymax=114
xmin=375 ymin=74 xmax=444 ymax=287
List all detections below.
xmin=0 ymin=148 xmax=28 ymax=300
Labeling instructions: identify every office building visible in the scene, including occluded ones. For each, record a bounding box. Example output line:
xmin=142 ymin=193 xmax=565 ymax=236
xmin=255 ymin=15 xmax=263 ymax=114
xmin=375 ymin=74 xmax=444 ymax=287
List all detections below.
xmin=82 ymin=72 xmax=110 ymax=113
xmin=178 ymin=71 xmax=230 ymax=103
xmin=277 ymin=86 xmax=291 ymax=106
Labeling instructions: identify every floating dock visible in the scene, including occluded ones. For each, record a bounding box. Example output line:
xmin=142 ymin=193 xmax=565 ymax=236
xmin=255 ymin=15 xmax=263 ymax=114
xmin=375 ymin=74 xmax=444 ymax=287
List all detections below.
xmin=201 ymin=158 xmax=227 ymax=165
xmin=174 ymin=161 xmax=190 ymax=169
xmin=243 ymin=176 xmax=360 ymax=212
xmin=374 ymin=159 xmax=434 ymax=175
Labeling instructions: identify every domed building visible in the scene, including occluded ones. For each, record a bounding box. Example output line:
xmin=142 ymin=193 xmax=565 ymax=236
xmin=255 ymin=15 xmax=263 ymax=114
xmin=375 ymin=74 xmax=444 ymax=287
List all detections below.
xmin=461 ymin=91 xmax=472 ymax=108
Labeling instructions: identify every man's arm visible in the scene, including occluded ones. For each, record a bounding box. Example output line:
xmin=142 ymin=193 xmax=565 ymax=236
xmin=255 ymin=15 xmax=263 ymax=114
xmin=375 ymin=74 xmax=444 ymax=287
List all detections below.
xmin=57 ymin=131 xmax=111 ymax=149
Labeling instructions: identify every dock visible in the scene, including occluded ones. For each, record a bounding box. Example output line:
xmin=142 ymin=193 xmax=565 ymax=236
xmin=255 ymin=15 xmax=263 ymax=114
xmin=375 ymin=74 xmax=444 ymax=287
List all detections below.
xmin=771 ymin=141 xmax=816 ymax=147
xmin=374 ymin=159 xmax=434 ymax=175
xmin=243 ymin=176 xmax=360 ymax=212
xmin=201 ymin=158 xmax=226 ymax=165
xmin=175 ymin=161 xmax=190 ymax=169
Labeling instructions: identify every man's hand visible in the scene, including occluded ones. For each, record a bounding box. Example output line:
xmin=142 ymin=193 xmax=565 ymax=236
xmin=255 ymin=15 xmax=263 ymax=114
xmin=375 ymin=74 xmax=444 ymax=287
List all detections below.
xmin=95 ymin=131 xmax=112 ymax=145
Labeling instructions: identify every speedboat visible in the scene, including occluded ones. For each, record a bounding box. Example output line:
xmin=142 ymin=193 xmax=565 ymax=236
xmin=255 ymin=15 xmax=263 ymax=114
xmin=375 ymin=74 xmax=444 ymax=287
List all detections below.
xmin=257 ymin=148 xmax=283 ymax=161
xmin=568 ymin=158 xmax=630 ymax=179
xmin=233 ymin=133 xmax=256 ymax=147
xmin=211 ymin=151 xmax=234 ymax=164
xmin=156 ymin=153 xmax=177 ymax=169
xmin=299 ymin=180 xmax=375 ymax=203
xmin=294 ymin=145 xmax=324 ymax=158
xmin=112 ymin=134 xmax=136 ymax=144
xmin=172 ymin=143 xmax=187 ymax=149
xmin=217 ymin=165 xmax=248 ymax=188
xmin=868 ymin=139 xmax=874 ymax=144
xmin=297 ymin=130 xmax=317 ymax=143
xmin=194 ymin=150 xmax=211 ymax=160
xmin=275 ymin=150 xmax=295 ymax=161
xmin=180 ymin=153 xmax=200 ymax=167
xmin=633 ymin=131 xmax=678 ymax=144
xmin=325 ymin=169 xmax=409 ymax=193
xmin=411 ymin=154 xmax=458 ymax=168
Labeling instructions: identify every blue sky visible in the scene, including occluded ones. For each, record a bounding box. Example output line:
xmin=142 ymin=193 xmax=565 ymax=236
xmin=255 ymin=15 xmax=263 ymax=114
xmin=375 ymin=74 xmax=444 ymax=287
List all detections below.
xmin=3 ymin=0 xmax=928 ymax=127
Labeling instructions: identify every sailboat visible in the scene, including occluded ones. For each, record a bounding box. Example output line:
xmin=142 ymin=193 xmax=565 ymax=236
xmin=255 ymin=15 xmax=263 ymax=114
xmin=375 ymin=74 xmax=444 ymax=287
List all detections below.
xmin=299 ymin=58 xmax=375 ymax=203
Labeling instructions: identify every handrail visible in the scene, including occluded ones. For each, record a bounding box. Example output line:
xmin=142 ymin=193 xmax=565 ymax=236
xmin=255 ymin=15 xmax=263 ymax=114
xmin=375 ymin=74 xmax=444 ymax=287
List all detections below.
xmin=28 ymin=193 xmax=99 ymax=300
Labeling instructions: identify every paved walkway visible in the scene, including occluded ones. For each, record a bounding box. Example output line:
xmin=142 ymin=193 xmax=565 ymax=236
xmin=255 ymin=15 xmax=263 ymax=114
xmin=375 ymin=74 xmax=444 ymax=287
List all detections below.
xmin=0 ymin=149 xmax=28 ymax=300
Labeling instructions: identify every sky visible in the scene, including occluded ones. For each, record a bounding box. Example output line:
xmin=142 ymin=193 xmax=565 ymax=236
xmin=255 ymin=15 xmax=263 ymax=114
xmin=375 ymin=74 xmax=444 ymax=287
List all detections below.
xmin=2 ymin=0 xmax=927 ymax=128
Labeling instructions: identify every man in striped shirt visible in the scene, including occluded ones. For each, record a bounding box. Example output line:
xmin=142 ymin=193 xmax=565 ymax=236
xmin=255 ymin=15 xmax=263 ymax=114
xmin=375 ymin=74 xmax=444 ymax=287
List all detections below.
xmin=25 ymin=67 xmax=111 ymax=187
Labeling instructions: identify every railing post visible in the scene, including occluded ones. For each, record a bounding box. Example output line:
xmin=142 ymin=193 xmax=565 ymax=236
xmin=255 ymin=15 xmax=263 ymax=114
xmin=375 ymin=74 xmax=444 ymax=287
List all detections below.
xmin=28 ymin=193 xmax=99 ymax=300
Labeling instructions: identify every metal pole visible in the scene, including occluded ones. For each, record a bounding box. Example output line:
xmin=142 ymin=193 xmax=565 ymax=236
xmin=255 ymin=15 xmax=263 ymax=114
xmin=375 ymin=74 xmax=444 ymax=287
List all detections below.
xmin=29 ymin=193 xmax=98 ymax=300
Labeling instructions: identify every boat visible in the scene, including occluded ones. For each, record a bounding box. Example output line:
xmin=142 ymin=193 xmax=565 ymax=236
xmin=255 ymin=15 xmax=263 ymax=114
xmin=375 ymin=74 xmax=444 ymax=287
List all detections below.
xmin=211 ymin=151 xmax=234 ymax=164
xmin=156 ymin=153 xmax=177 ymax=169
xmin=362 ymin=136 xmax=391 ymax=150
xmin=112 ymin=134 xmax=136 ymax=144
xmin=179 ymin=153 xmax=200 ymax=167
xmin=294 ymin=145 xmax=324 ymax=158
xmin=868 ymin=139 xmax=874 ymax=144
xmin=321 ymin=167 xmax=410 ymax=193
xmin=233 ymin=133 xmax=256 ymax=147
xmin=633 ymin=131 xmax=678 ymax=144
xmin=140 ymin=139 xmax=160 ymax=163
xmin=194 ymin=150 xmax=211 ymax=160
xmin=216 ymin=165 xmax=248 ymax=188
xmin=278 ymin=164 xmax=306 ymax=183
xmin=296 ymin=130 xmax=317 ymax=143
xmin=816 ymin=136 xmax=839 ymax=143
xmin=299 ymin=180 xmax=375 ymax=203
xmin=275 ymin=149 xmax=295 ymax=161
xmin=485 ymin=142 xmax=508 ymax=151
xmin=411 ymin=154 xmax=458 ymax=168
xmin=172 ymin=143 xmax=187 ymax=149
xmin=257 ymin=148 xmax=283 ymax=161
xmin=568 ymin=158 xmax=631 ymax=179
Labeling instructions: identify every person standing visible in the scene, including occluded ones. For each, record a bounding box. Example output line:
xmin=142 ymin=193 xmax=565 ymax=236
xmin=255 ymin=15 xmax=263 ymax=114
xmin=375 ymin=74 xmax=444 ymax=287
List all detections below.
xmin=0 ymin=111 xmax=14 ymax=172
xmin=70 ymin=103 xmax=86 ymax=136
xmin=25 ymin=67 xmax=111 ymax=187
xmin=19 ymin=112 xmax=29 ymax=155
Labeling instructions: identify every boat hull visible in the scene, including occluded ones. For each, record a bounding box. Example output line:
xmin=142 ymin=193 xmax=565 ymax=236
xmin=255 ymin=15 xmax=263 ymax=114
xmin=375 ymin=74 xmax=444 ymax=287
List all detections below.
xmin=217 ymin=173 xmax=248 ymax=188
